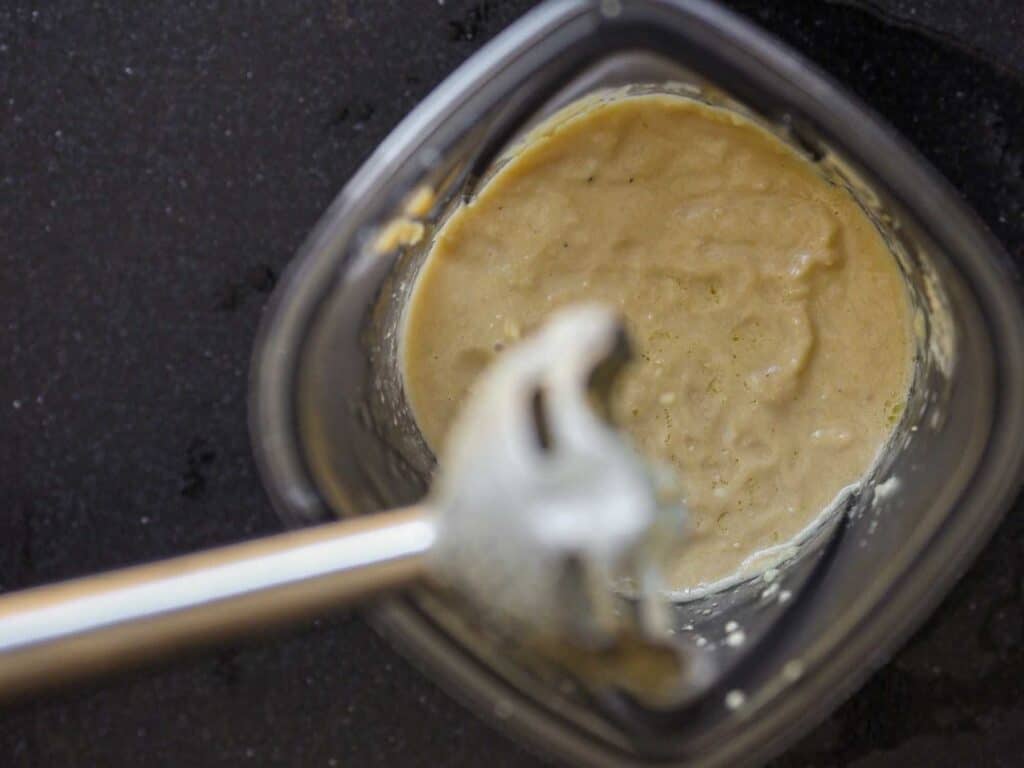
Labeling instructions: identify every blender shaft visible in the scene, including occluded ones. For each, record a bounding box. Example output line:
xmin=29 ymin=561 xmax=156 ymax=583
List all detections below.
xmin=0 ymin=506 xmax=434 ymax=700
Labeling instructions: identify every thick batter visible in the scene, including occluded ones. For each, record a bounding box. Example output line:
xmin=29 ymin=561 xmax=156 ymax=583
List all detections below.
xmin=401 ymin=94 xmax=911 ymax=591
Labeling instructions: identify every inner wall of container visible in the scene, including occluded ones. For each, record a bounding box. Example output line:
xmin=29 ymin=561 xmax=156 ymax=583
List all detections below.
xmin=366 ymin=78 xmax=945 ymax=604
xmin=299 ymin=62 xmax=950 ymax=624
xmin=291 ymin=52 xmax=962 ymax=751
xmin=291 ymin=76 xmax=948 ymax=724
xmin=297 ymin=62 xmax=954 ymax=627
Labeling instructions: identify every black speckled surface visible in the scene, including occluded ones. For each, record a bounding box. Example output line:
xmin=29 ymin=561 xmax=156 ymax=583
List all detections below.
xmin=1 ymin=1 xmax=1022 ymax=766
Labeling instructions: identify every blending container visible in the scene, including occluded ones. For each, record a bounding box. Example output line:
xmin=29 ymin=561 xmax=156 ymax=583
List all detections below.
xmin=249 ymin=1 xmax=1024 ymax=764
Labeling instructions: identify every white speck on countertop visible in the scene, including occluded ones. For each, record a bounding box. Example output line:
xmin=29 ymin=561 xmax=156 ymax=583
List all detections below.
xmin=783 ymin=660 xmax=804 ymax=681
xmin=725 ymin=690 xmax=746 ymax=709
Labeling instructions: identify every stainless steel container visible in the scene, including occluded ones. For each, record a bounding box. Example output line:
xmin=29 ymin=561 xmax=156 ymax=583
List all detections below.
xmin=249 ymin=1 xmax=1024 ymax=764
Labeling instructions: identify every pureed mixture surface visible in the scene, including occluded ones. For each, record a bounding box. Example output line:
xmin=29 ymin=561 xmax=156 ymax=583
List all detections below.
xmin=402 ymin=94 xmax=911 ymax=592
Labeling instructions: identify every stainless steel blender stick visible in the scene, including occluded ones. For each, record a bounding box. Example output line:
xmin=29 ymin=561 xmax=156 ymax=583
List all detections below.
xmin=0 ymin=306 xmax=688 ymax=702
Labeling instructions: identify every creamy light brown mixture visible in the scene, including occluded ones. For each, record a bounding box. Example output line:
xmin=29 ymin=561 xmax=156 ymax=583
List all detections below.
xmin=401 ymin=94 xmax=911 ymax=591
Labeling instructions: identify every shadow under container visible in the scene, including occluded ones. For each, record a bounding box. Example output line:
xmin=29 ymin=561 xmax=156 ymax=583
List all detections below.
xmin=249 ymin=1 xmax=1024 ymax=765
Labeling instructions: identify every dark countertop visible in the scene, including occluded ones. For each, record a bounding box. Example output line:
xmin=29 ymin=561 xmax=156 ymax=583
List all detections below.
xmin=1 ymin=1 xmax=1022 ymax=765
